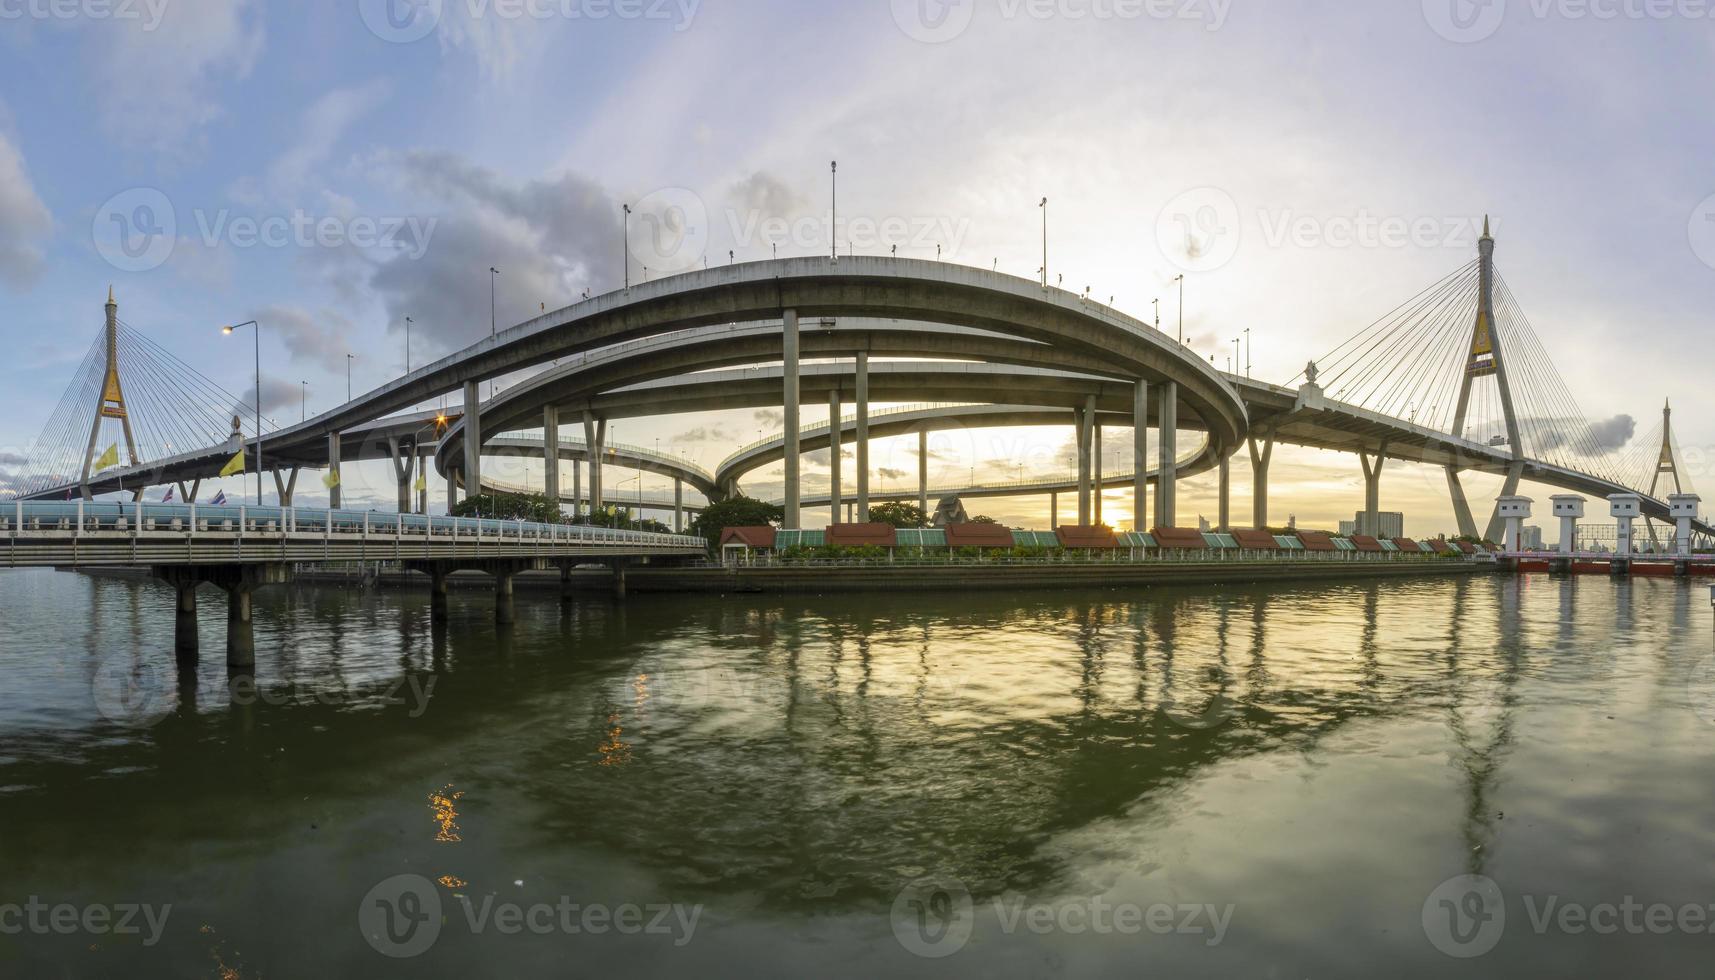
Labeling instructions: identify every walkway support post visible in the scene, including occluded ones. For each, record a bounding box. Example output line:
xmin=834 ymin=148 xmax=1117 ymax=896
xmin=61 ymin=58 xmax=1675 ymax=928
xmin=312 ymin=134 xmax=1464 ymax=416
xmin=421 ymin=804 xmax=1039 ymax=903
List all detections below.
xmin=326 ymin=432 xmax=342 ymax=509
xmin=1133 ymin=379 xmax=1148 ymax=532
xmin=1552 ymin=495 xmax=1585 ymax=555
xmin=856 ymin=351 xmax=871 ymax=521
xmin=543 ymin=405 xmax=560 ymax=504
xmin=225 ymin=585 xmax=255 ymax=668
xmin=828 ymin=388 xmax=843 ymax=524
xmin=462 ymin=381 xmax=483 ymax=500
xmin=782 ymin=309 xmax=801 ymax=529
xmin=1248 ymin=430 xmax=1273 ymax=530
xmin=430 ymin=565 xmax=450 ymax=622
xmin=175 ymin=583 xmax=199 ymax=660
xmin=1155 ymin=382 xmax=1178 ymax=529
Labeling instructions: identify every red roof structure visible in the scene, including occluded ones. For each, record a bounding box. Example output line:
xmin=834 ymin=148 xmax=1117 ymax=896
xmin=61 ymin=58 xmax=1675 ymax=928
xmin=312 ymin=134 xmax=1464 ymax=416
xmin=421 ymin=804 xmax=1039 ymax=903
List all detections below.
xmin=720 ymin=526 xmax=777 ymax=549
xmin=1057 ymin=526 xmax=1120 ymax=549
xmin=1391 ymin=537 xmax=1421 ymax=553
xmin=946 ymin=523 xmax=1015 ymax=548
xmin=1454 ymin=540 xmax=1477 ymax=555
xmin=1296 ymin=530 xmax=1336 ymax=552
xmin=1231 ymin=529 xmax=1280 ymax=550
xmin=1349 ymin=534 xmax=1384 ymax=553
xmin=1152 ymin=527 xmax=1210 ymax=550
xmin=825 ymin=523 xmax=898 ymax=547
xmin=1426 ymin=538 xmax=1451 ymax=553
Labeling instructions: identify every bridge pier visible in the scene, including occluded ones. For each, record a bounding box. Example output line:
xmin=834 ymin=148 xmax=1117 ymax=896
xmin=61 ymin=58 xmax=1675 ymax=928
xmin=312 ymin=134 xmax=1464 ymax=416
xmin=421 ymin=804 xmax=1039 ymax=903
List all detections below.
xmin=1050 ymin=492 xmax=1058 ymax=529
xmin=1359 ymin=443 xmax=1388 ymax=536
xmin=543 ymin=406 xmax=561 ymax=503
xmin=1093 ymin=421 xmax=1104 ymax=526
xmin=1248 ymin=430 xmax=1273 ymax=530
xmin=272 ymin=467 xmax=300 ymax=508
xmin=918 ymin=429 xmax=929 ymax=519
xmin=613 ymin=561 xmax=628 ymax=601
xmin=1133 ymin=379 xmax=1148 ymax=533
xmin=856 ymin=350 xmax=871 ymax=522
xmin=572 ymin=459 xmax=583 ymax=518
xmin=463 ymin=381 xmax=483 ymax=498
xmin=782 ymin=309 xmax=801 ymax=528
xmin=494 ymin=569 xmax=516 ymax=625
xmin=154 ymin=564 xmax=290 ymax=667
xmin=1217 ymin=447 xmax=1230 ymax=531
xmin=327 ymin=433 xmax=342 ymax=508
xmin=429 ymin=566 xmax=450 ymax=621
xmin=1076 ymin=397 xmax=1094 ymax=526
xmin=1155 ymin=382 xmax=1178 ymax=529
xmin=584 ymin=412 xmax=607 ymax=513
xmin=674 ymin=478 xmax=684 ymax=532
xmin=828 ymin=388 xmax=842 ymax=524
xmin=389 ymin=435 xmax=414 ymax=514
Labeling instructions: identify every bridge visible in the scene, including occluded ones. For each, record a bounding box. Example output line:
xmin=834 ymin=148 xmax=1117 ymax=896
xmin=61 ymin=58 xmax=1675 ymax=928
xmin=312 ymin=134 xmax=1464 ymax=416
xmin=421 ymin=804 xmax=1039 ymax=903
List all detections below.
xmin=5 ymin=222 xmax=1707 ymax=625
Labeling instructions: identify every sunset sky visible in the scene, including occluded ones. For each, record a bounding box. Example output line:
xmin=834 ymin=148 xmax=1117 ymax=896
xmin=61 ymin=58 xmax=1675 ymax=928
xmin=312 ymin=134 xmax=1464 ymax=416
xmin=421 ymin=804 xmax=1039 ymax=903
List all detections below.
xmin=2 ymin=0 xmax=1713 ymax=535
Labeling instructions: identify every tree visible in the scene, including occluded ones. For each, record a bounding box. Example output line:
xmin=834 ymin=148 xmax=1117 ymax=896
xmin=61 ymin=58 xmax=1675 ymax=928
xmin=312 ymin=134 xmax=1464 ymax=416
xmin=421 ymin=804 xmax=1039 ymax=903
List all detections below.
xmin=687 ymin=495 xmax=785 ymax=549
xmin=451 ymin=493 xmax=565 ymax=524
xmin=868 ymin=501 xmax=928 ymax=529
xmin=968 ymin=515 xmax=999 ymax=525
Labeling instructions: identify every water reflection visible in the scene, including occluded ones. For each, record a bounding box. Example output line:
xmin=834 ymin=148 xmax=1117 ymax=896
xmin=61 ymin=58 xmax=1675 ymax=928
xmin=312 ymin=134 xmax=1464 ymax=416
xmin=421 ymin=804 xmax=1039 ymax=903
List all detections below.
xmin=1 ymin=569 xmax=1713 ymax=977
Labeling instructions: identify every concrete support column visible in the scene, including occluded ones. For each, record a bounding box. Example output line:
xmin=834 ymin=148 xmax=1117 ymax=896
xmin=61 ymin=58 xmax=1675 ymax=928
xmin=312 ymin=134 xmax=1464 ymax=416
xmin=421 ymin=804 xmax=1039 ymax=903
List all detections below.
xmin=613 ymin=563 xmax=628 ymax=601
xmin=918 ymin=429 xmax=929 ymax=519
xmin=583 ymin=412 xmax=606 ymax=512
xmin=388 ymin=436 xmax=412 ymax=514
xmin=1093 ymin=422 xmax=1104 ymax=527
xmin=1359 ymin=443 xmax=1388 ymax=536
xmin=462 ymin=381 xmax=483 ymax=498
xmin=1077 ymin=397 xmax=1095 ymax=526
xmin=856 ymin=351 xmax=871 ymax=521
xmin=1217 ymin=447 xmax=1231 ymax=531
xmin=1248 ymin=431 xmax=1274 ymax=530
xmin=430 ymin=566 xmax=449 ymax=622
xmin=1051 ymin=492 xmax=1058 ymax=529
xmin=175 ymin=583 xmax=199 ymax=660
xmin=543 ymin=405 xmax=560 ymax=504
xmin=560 ymin=564 xmax=576 ymax=601
xmin=447 ymin=467 xmax=459 ymax=514
xmin=225 ymin=586 xmax=255 ymax=668
xmin=494 ymin=569 xmax=516 ymax=626
xmin=828 ymin=388 xmax=843 ymax=524
xmin=674 ymin=478 xmax=684 ymax=532
xmin=572 ymin=459 xmax=583 ymax=518
xmin=326 ymin=432 xmax=342 ymax=508
xmin=782 ymin=309 xmax=801 ymax=529
xmin=1133 ymin=379 xmax=1148 ymax=532
xmin=1155 ymin=382 xmax=1178 ymax=529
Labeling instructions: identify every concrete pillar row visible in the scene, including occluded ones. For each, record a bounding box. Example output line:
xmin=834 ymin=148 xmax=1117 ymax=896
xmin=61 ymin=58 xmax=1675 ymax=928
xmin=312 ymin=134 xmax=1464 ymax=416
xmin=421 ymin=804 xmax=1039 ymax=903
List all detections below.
xmin=462 ymin=380 xmax=483 ymax=498
xmin=1155 ymin=382 xmax=1178 ymax=529
xmin=918 ymin=429 xmax=929 ymax=521
xmin=1132 ymin=379 xmax=1149 ymax=533
xmin=856 ymin=351 xmax=871 ymax=522
xmin=1075 ymin=399 xmax=1094 ymax=527
xmin=782 ymin=309 xmax=801 ymax=529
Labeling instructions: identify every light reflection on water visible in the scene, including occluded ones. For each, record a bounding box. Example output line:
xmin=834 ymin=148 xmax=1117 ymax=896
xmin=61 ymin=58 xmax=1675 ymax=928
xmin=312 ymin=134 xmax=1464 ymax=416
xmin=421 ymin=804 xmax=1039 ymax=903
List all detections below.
xmin=0 ymin=568 xmax=1711 ymax=977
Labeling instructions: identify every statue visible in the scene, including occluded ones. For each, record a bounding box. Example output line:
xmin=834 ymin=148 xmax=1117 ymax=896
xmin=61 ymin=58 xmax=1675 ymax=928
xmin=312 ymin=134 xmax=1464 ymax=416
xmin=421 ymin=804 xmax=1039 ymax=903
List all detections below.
xmin=1305 ymin=361 xmax=1319 ymax=385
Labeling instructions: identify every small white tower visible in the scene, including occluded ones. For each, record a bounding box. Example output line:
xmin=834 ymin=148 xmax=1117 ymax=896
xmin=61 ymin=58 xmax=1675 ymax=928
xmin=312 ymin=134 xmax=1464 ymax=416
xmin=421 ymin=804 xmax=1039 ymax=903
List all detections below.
xmin=1551 ymin=495 xmax=1585 ymax=555
xmin=1669 ymin=493 xmax=1701 ymax=557
xmin=1497 ymin=495 xmax=1533 ymax=553
xmin=1609 ymin=493 xmax=1642 ymax=558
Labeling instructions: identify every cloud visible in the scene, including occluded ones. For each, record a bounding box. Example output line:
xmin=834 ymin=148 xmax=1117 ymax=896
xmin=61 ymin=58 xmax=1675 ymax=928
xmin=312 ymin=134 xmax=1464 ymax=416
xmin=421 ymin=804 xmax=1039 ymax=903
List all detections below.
xmin=249 ymin=304 xmax=358 ymax=374
xmin=728 ymin=172 xmax=808 ymax=218
xmin=0 ymin=451 xmax=27 ymax=466
xmin=232 ymin=377 xmax=304 ymax=428
xmin=878 ymin=467 xmax=908 ymax=480
xmin=263 ymin=79 xmax=393 ymax=193
xmin=364 ymin=152 xmax=615 ymax=353
xmin=671 ymin=425 xmax=733 ymax=444
xmin=753 ymin=409 xmax=784 ymax=429
xmin=0 ymin=133 xmax=52 ymax=291
xmin=1587 ymin=414 xmax=1636 ymax=454
xmin=90 ymin=0 xmax=264 ymax=156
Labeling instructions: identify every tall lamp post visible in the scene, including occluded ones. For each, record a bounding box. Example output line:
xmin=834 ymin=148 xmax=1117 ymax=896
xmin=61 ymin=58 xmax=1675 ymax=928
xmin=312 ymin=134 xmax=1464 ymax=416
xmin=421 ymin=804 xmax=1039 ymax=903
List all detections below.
xmin=1039 ymin=197 xmax=1048 ymax=288
xmin=300 ymin=380 xmax=308 ymax=422
xmin=346 ymin=353 xmax=355 ymax=402
xmin=405 ymin=316 xmax=413 ymax=374
xmin=1174 ymin=274 xmax=1185 ymax=345
xmin=222 ymin=319 xmax=263 ymax=504
xmin=488 ymin=266 xmax=500 ymax=398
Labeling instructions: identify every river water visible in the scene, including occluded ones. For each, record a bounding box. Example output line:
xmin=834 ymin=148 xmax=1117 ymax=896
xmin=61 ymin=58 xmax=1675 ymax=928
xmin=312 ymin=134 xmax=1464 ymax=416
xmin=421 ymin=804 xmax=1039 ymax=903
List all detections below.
xmin=0 ymin=568 xmax=1712 ymax=978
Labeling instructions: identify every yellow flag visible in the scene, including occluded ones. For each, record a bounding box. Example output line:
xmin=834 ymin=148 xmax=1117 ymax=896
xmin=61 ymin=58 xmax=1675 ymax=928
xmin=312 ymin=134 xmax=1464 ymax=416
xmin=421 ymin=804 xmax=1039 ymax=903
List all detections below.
xmin=414 ymin=473 xmax=427 ymax=492
xmin=322 ymin=470 xmax=341 ymax=489
xmin=93 ymin=443 xmax=119 ymax=471
xmin=219 ymin=450 xmax=246 ymax=478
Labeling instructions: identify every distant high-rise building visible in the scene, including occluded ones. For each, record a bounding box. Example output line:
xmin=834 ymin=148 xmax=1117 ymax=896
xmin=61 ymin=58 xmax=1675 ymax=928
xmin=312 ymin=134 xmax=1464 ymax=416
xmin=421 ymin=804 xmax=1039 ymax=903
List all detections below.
xmin=1520 ymin=525 xmax=1544 ymax=550
xmin=1352 ymin=511 xmax=1404 ymax=538
xmin=1339 ymin=520 xmax=1357 ymax=537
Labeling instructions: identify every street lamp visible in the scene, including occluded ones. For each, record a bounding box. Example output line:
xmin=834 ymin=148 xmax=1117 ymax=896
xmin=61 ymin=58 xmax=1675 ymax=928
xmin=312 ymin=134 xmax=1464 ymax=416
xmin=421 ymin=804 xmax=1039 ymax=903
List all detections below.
xmin=488 ymin=266 xmax=500 ymax=398
xmin=1039 ymin=197 xmax=1048 ymax=288
xmin=300 ymin=380 xmax=308 ymax=421
xmin=622 ymin=205 xmax=632 ymax=289
xmin=346 ymin=353 xmax=355 ymax=402
xmin=1174 ymin=274 xmax=1185 ymax=345
xmin=222 ymin=319 xmax=262 ymax=505
xmin=405 ymin=316 xmax=413 ymax=374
